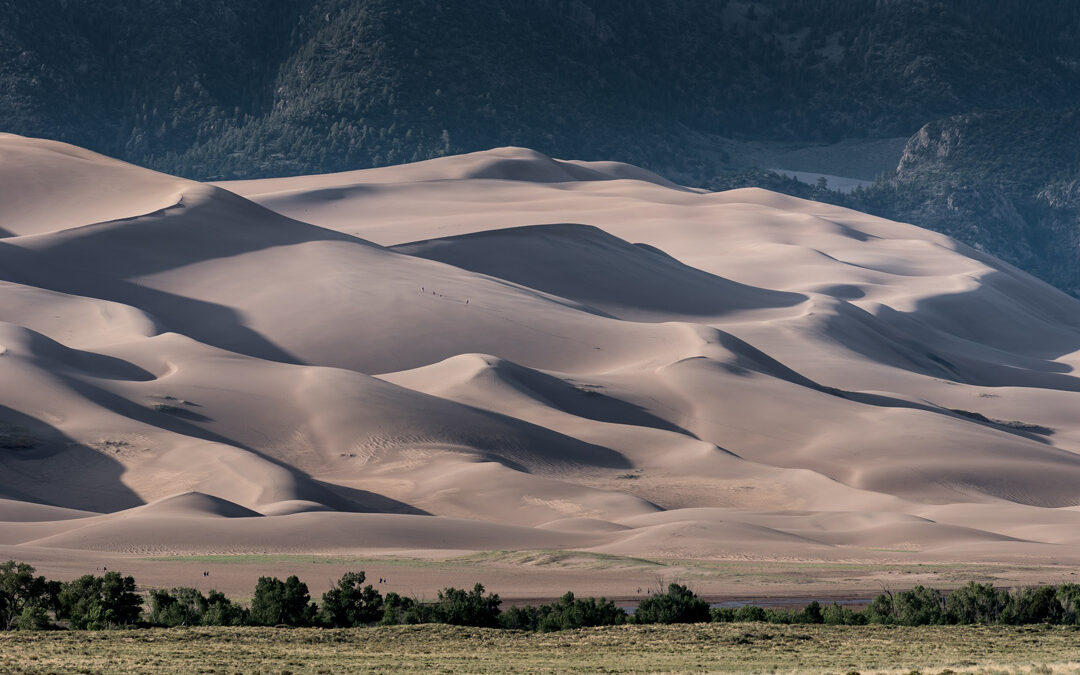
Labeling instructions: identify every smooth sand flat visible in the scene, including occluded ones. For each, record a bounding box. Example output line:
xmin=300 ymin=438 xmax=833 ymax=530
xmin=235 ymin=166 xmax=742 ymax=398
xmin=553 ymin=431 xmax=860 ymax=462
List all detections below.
xmin=2 ymin=137 xmax=1080 ymax=595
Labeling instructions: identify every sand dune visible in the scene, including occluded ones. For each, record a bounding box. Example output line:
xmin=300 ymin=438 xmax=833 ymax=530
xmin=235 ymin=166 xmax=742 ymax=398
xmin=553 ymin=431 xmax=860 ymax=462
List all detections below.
xmin=3 ymin=134 xmax=1080 ymax=574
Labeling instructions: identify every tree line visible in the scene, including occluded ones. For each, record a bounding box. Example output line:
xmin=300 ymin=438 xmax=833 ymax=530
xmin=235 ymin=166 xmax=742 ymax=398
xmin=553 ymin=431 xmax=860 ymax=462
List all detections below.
xmin=4 ymin=560 xmax=1080 ymax=631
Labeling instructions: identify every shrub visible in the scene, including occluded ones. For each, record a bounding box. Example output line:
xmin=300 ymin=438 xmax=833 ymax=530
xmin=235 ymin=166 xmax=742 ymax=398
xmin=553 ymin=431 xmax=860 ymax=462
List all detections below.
xmin=499 ymin=604 xmax=540 ymax=631
xmin=866 ymin=587 xmax=947 ymax=626
xmin=58 ymin=572 xmax=142 ymax=630
xmin=1055 ymin=583 xmax=1080 ymax=625
xmin=497 ymin=593 xmax=627 ymax=632
xmin=797 ymin=600 xmax=825 ymax=624
xmin=633 ymin=584 xmax=710 ymax=624
xmin=148 ymin=588 xmax=204 ymax=627
xmin=733 ymin=604 xmax=767 ymax=622
xmin=865 ymin=593 xmax=895 ymax=624
xmin=822 ymin=602 xmax=865 ymax=625
xmin=710 ymin=607 xmax=736 ymax=623
xmin=379 ymin=592 xmax=424 ymax=626
xmin=15 ymin=605 xmax=50 ymax=631
xmin=319 ymin=572 xmax=383 ymax=627
xmin=535 ymin=592 xmax=626 ymax=632
xmin=249 ymin=576 xmax=317 ymax=627
xmin=427 ymin=584 xmax=502 ymax=627
xmin=201 ymin=590 xmax=246 ymax=626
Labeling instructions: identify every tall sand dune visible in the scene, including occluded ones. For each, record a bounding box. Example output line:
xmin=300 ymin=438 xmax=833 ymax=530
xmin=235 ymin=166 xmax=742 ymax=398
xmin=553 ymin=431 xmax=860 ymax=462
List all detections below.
xmin=1 ymin=135 xmax=1080 ymax=569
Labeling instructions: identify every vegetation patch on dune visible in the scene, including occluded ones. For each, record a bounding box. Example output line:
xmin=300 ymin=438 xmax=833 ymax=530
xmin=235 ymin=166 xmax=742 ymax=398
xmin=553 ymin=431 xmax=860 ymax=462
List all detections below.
xmin=0 ymin=423 xmax=34 ymax=449
xmin=448 ymin=549 xmax=665 ymax=571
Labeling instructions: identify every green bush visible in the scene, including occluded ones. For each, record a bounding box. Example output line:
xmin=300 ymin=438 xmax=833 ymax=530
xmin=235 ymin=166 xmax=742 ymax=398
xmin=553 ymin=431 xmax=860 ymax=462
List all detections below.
xmin=538 ymin=592 xmax=626 ymax=632
xmin=498 ymin=604 xmax=541 ymax=631
xmin=248 ymin=576 xmax=317 ymax=627
xmin=379 ymin=592 xmax=425 ymax=626
xmin=148 ymin=588 xmax=204 ymax=627
xmin=1001 ymin=586 xmax=1064 ymax=625
xmin=946 ymin=582 xmax=1006 ymax=624
xmin=822 ymin=602 xmax=865 ymax=625
xmin=710 ymin=607 xmax=736 ymax=623
xmin=15 ymin=604 xmax=50 ymax=630
xmin=499 ymin=593 xmax=626 ymax=632
xmin=319 ymin=572 xmax=384 ymax=627
xmin=732 ymin=604 xmax=767 ymax=622
xmin=147 ymin=587 xmax=245 ymax=627
xmin=201 ymin=590 xmax=246 ymax=626
xmin=1054 ymin=583 xmax=1080 ymax=625
xmin=763 ymin=608 xmax=796 ymax=624
xmin=634 ymin=584 xmax=710 ymax=624
xmin=797 ymin=600 xmax=825 ymax=624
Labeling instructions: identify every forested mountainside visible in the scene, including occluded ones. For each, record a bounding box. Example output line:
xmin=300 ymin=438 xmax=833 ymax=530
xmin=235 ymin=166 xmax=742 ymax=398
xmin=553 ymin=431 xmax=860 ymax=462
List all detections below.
xmin=3 ymin=0 xmax=1080 ymax=180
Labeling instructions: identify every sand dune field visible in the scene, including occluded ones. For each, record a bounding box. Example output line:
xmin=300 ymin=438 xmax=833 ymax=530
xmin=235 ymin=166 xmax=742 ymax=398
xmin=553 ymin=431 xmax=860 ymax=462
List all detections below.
xmin=3 ymin=135 xmax=1080 ymax=594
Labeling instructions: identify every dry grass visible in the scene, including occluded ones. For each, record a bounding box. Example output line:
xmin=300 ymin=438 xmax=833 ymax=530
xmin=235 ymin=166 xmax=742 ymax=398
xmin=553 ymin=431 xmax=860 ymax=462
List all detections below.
xmin=2 ymin=623 xmax=1080 ymax=674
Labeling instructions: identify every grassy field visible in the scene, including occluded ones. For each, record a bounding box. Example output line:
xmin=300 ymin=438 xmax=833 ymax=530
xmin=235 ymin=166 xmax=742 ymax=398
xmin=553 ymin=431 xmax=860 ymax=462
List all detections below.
xmin=3 ymin=623 xmax=1080 ymax=674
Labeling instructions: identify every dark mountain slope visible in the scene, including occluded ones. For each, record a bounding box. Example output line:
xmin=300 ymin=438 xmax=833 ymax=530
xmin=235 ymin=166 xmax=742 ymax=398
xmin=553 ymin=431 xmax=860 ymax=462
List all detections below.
xmin=4 ymin=0 xmax=1080 ymax=181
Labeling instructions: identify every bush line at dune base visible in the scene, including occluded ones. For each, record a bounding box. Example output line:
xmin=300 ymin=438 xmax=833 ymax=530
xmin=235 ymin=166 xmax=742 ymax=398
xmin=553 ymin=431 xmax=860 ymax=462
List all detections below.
xmin=3 ymin=560 xmax=1080 ymax=631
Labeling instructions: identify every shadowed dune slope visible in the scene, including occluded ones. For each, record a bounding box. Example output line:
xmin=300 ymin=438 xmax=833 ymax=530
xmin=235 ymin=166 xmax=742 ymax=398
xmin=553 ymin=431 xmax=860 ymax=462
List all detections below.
xmin=392 ymin=223 xmax=805 ymax=321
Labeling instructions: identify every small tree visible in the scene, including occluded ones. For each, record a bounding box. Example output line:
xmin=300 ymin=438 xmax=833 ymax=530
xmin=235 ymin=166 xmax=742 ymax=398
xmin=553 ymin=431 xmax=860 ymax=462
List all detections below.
xmin=633 ymin=584 xmax=710 ymax=624
xmin=866 ymin=586 xmax=947 ymax=625
xmin=1055 ymin=583 xmax=1080 ymax=625
xmin=201 ymin=590 xmax=246 ymax=626
xmin=947 ymin=582 xmax=1006 ymax=624
xmin=822 ymin=602 xmax=865 ymax=625
xmin=733 ymin=604 xmax=766 ymax=622
xmin=15 ymin=605 xmax=50 ymax=630
xmin=320 ymin=572 xmax=383 ymax=627
xmin=249 ymin=576 xmax=317 ymax=626
xmin=1002 ymin=586 xmax=1064 ymax=625
xmin=148 ymin=588 xmax=206 ymax=627
xmin=58 ymin=572 xmax=141 ymax=630
xmin=379 ymin=592 xmax=424 ymax=626
xmin=865 ymin=591 xmax=895 ymax=624
xmin=710 ymin=606 xmax=736 ymax=623
xmin=0 ymin=561 xmax=54 ymax=630
xmin=535 ymin=592 xmax=626 ymax=632
xmin=796 ymin=601 xmax=824 ymax=624
xmin=499 ymin=604 xmax=540 ymax=631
